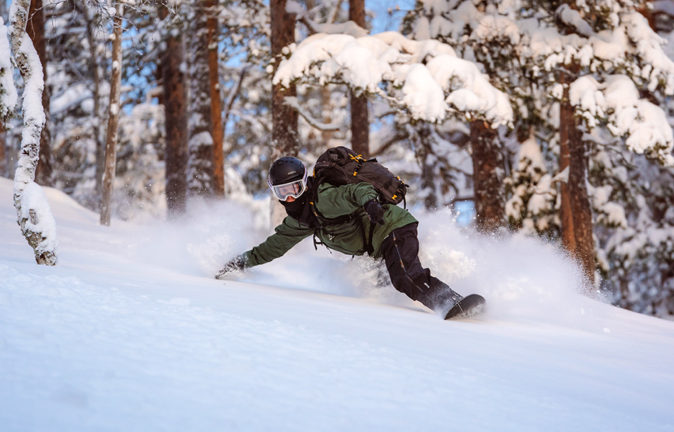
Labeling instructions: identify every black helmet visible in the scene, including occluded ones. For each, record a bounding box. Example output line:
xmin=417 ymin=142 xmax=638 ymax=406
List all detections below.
xmin=268 ymin=156 xmax=308 ymax=201
xmin=268 ymin=157 xmax=306 ymax=185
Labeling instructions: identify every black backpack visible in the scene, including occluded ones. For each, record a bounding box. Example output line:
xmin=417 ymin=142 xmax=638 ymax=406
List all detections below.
xmin=307 ymin=146 xmax=408 ymax=255
xmin=312 ymin=146 xmax=408 ymax=205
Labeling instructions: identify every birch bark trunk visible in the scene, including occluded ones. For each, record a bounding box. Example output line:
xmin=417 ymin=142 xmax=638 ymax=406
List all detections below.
xmin=27 ymin=0 xmax=51 ymax=186
xmin=9 ymin=0 xmax=57 ymax=265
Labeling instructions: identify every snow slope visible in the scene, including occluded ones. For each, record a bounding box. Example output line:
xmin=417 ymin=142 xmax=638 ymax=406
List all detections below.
xmin=1 ymin=177 xmax=673 ymax=432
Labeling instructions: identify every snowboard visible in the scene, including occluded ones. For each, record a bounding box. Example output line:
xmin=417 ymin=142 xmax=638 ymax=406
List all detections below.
xmin=444 ymin=294 xmax=486 ymax=320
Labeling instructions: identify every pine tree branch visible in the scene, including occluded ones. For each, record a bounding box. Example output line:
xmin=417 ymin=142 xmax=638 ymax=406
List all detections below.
xmin=283 ymin=96 xmax=343 ymax=132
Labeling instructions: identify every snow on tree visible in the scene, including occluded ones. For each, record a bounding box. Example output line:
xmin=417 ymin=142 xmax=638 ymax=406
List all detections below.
xmin=273 ymin=31 xmax=513 ymax=128
xmin=27 ymin=0 xmax=51 ymax=187
xmin=537 ymin=2 xmax=674 ymax=301
xmin=7 ymin=0 xmax=57 ymax=265
xmin=403 ymin=0 xmax=543 ymax=232
xmin=403 ymin=0 xmax=533 ymax=231
xmin=504 ymin=131 xmax=558 ymax=237
xmin=570 ymin=74 xmax=674 ymax=165
xmin=404 ymin=0 xmax=674 ymax=309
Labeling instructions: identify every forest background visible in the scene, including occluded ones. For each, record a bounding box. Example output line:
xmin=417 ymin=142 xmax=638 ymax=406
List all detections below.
xmin=1 ymin=0 xmax=674 ymax=318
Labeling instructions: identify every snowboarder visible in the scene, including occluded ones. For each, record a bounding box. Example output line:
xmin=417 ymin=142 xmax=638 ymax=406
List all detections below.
xmin=216 ymin=155 xmax=484 ymax=319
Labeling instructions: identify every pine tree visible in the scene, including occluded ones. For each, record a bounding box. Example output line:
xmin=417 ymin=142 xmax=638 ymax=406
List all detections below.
xmin=187 ymin=0 xmax=215 ymax=197
xmin=159 ymin=2 xmax=188 ymax=215
xmin=206 ymin=0 xmax=225 ymax=196
xmin=504 ymin=131 xmax=558 ymax=237
xmin=348 ymin=0 xmax=369 ymax=157
xmin=270 ymin=0 xmax=299 ymax=157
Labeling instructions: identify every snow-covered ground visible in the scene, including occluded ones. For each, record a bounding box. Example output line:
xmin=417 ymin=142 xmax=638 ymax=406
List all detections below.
xmin=1 ymin=177 xmax=673 ymax=432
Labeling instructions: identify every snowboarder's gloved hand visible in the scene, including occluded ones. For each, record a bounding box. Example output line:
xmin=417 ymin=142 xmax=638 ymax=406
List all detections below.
xmin=215 ymin=255 xmax=247 ymax=279
xmin=363 ymin=199 xmax=385 ymax=225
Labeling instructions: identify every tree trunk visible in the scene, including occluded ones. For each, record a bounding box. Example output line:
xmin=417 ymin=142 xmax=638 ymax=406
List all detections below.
xmin=187 ymin=0 xmax=214 ymax=196
xmin=206 ymin=0 xmax=225 ymax=196
xmin=99 ymin=2 xmax=123 ymax=226
xmin=80 ymin=5 xmax=104 ymax=196
xmin=470 ymin=120 xmax=504 ymax=232
xmin=27 ymin=0 xmax=51 ymax=186
xmin=559 ymin=71 xmax=595 ymax=285
xmin=9 ymin=0 xmax=57 ymax=265
xmin=159 ymin=4 xmax=188 ymax=216
xmin=0 ymin=124 xmax=5 ymax=177
xmin=559 ymin=86 xmax=576 ymax=254
xmin=270 ymin=0 xmax=298 ymax=157
xmin=349 ymin=0 xmax=369 ymax=157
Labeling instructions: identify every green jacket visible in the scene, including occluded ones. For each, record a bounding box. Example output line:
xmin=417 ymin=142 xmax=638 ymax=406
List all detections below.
xmin=243 ymin=182 xmax=417 ymax=267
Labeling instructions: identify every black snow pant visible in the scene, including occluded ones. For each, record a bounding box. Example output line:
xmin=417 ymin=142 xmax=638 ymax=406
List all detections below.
xmin=380 ymin=223 xmax=462 ymax=312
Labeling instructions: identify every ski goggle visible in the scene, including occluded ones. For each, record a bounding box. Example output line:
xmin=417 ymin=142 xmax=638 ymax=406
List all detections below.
xmin=268 ymin=171 xmax=308 ymax=201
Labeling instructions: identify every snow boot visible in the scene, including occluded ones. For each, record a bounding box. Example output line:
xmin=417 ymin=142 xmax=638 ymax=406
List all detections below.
xmin=421 ymin=277 xmax=464 ymax=315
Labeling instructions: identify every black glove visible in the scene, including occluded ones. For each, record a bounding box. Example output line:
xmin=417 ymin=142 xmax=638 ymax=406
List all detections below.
xmin=363 ymin=199 xmax=385 ymax=225
xmin=215 ymin=255 xmax=247 ymax=279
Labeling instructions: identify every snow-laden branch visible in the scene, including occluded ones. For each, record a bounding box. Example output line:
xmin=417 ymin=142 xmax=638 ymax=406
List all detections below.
xmin=273 ymin=32 xmax=513 ymax=127
xmin=519 ymin=11 xmax=674 ymax=94
xmin=571 ymin=74 xmax=674 ymax=166
xmin=8 ymin=0 xmax=57 ymax=265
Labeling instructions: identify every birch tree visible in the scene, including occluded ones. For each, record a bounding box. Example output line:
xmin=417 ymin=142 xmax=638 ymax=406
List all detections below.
xmin=100 ymin=1 xmax=123 ymax=226
xmin=7 ymin=0 xmax=57 ymax=265
xmin=27 ymin=0 xmax=51 ymax=186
